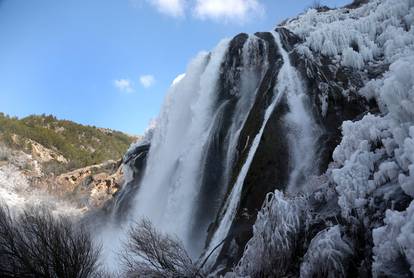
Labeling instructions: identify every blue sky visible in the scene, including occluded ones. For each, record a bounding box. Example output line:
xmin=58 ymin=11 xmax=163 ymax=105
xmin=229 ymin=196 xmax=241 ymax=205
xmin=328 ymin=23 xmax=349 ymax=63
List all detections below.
xmin=0 ymin=0 xmax=350 ymax=134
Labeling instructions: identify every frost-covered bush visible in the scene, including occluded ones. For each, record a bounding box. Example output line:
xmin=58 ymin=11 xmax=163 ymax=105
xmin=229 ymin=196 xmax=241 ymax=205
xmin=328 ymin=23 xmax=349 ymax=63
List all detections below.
xmin=232 ymin=191 xmax=305 ymax=277
xmin=331 ymin=113 xmax=393 ymax=219
xmin=372 ymin=200 xmax=414 ymax=277
xmin=373 ymin=56 xmax=414 ymax=199
xmin=300 ymin=225 xmax=353 ymax=278
xmin=341 ymin=47 xmax=364 ymax=69
xmin=368 ymin=55 xmax=414 ymax=125
xmin=399 ymin=127 xmax=414 ymax=197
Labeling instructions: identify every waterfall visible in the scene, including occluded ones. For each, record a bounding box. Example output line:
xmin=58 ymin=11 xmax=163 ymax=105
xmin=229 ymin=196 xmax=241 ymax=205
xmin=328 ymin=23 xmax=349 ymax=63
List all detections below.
xmin=100 ymin=33 xmax=268 ymax=265
xmin=100 ymin=29 xmax=319 ymax=271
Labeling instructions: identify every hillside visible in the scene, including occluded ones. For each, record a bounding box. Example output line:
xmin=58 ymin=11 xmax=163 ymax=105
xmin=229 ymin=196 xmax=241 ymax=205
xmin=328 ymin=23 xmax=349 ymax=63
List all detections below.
xmin=0 ymin=113 xmax=137 ymax=173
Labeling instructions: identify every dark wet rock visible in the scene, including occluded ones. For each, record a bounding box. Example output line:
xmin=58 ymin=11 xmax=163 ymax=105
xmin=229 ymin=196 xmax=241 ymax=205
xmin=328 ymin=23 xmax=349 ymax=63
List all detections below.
xmin=207 ymin=32 xmax=289 ymax=269
xmin=345 ymin=0 xmax=370 ymax=9
xmin=102 ymin=143 xmax=150 ymax=220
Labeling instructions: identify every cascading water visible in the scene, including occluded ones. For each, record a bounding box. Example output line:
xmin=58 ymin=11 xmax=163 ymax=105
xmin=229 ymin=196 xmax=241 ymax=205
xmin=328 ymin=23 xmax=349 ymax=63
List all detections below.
xmin=100 ymin=29 xmax=319 ymax=270
xmin=278 ymin=43 xmax=321 ymax=195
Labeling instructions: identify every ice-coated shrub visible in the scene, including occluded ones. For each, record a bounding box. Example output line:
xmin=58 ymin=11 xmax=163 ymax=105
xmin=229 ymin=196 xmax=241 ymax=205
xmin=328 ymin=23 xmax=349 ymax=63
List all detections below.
xmin=233 ymin=191 xmax=305 ymax=277
xmin=300 ymin=225 xmax=353 ymax=278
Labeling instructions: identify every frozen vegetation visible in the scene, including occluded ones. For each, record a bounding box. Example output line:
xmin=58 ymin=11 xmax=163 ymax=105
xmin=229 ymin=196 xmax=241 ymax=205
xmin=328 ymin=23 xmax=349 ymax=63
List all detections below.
xmin=287 ymin=0 xmax=414 ymax=66
xmin=232 ymin=191 xmax=305 ymax=277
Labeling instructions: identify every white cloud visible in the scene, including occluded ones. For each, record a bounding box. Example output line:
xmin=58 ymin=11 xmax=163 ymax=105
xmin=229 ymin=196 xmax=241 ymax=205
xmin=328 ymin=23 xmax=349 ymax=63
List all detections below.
xmin=142 ymin=0 xmax=265 ymax=23
xmin=139 ymin=74 xmax=156 ymax=88
xmin=114 ymin=79 xmax=134 ymax=93
xmin=193 ymin=0 xmax=264 ymax=22
xmin=147 ymin=0 xmax=186 ymax=17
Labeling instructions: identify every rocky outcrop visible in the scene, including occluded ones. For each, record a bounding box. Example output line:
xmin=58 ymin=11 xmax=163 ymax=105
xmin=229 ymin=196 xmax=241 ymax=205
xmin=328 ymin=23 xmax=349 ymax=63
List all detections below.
xmin=29 ymin=139 xmax=68 ymax=164
xmin=108 ymin=142 xmax=150 ymax=219
xmin=53 ymin=159 xmax=123 ymax=208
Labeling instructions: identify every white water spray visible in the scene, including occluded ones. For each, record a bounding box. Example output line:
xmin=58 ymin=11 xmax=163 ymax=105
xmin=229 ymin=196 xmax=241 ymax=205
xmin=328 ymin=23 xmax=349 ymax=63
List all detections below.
xmin=130 ymin=40 xmax=230 ymax=245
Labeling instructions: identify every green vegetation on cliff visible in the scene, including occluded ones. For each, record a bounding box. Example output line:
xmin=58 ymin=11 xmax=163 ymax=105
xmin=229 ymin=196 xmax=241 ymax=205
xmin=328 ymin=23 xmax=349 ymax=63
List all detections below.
xmin=0 ymin=113 xmax=136 ymax=171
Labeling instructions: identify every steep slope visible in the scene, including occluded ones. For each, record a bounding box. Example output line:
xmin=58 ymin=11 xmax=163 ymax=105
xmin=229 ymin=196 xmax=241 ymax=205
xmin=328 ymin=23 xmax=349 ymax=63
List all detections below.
xmin=100 ymin=0 xmax=414 ymax=276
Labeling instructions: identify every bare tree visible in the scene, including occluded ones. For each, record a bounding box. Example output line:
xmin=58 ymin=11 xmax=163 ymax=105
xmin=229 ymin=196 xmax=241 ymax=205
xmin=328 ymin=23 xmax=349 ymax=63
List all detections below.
xmin=0 ymin=204 xmax=101 ymax=277
xmin=122 ymin=218 xmax=205 ymax=278
xmin=311 ymin=0 xmax=322 ymax=9
xmin=308 ymin=0 xmax=331 ymax=12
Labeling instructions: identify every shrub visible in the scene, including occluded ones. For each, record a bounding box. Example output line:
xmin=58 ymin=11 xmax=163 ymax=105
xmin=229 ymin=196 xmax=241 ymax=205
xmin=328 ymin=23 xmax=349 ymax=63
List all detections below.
xmin=122 ymin=219 xmax=204 ymax=277
xmin=0 ymin=144 xmax=9 ymax=161
xmin=42 ymin=160 xmax=68 ymax=175
xmin=0 ymin=204 xmax=101 ymax=277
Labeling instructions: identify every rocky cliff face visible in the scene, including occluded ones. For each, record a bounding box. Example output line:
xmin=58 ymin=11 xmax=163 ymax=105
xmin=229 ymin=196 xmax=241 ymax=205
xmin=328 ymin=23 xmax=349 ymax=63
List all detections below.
xmin=107 ymin=0 xmax=414 ymax=276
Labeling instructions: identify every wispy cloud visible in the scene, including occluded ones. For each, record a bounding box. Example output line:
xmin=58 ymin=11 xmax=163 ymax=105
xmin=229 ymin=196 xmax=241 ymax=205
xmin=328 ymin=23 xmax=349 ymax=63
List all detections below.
xmin=147 ymin=0 xmax=186 ymax=17
xmin=139 ymin=75 xmax=156 ymax=88
xmin=141 ymin=0 xmax=264 ymax=23
xmin=114 ymin=79 xmax=134 ymax=93
xmin=193 ymin=0 xmax=264 ymax=23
